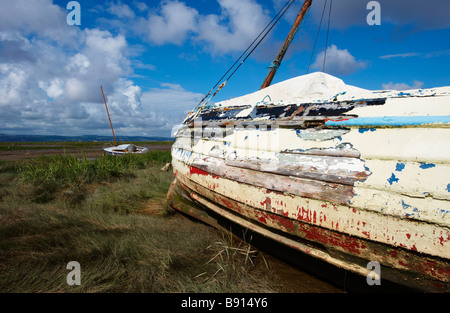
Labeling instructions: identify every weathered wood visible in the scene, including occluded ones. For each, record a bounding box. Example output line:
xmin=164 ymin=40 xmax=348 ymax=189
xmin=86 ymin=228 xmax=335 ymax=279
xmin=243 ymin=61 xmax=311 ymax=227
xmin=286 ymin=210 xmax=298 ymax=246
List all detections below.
xmin=184 ymin=115 xmax=354 ymax=128
xmin=168 ymin=179 xmax=450 ymax=292
xmin=282 ymin=144 xmax=361 ymax=158
xmin=184 ymin=99 xmax=386 ymax=125
xmin=186 ymin=156 xmax=356 ymax=204
xmin=173 ymin=146 xmax=450 ymax=226
xmin=172 ymin=157 xmax=450 ymax=261
xmin=226 ymin=152 xmax=370 ymax=186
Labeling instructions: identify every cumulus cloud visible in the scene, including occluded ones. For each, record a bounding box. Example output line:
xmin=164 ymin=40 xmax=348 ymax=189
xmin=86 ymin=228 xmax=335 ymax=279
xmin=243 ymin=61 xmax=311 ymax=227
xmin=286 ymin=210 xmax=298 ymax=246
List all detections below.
xmin=146 ymin=1 xmax=198 ymax=45
xmin=107 ymin=3 xmax=136 ymax=19
xmin=0 ymin=0 xmax=80 ymax=46
xmin=311 ymin=45 xmax=367 ymax=76
xmin=0 ymin=0 xmax=188 ymax=137
xmin=382 ymin=80 xmax=424 ymax=91
xmin=195 ymin=0 xmax=271 ymax=54
xmin=135 ymin=0 xmax=270 ymax=54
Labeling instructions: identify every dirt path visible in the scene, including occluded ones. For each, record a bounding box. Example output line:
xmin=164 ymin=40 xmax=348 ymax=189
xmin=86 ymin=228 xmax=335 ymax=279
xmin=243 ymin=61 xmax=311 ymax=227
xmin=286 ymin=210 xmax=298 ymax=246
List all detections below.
xmin=0 ymin=144 xmax=171 ymax=161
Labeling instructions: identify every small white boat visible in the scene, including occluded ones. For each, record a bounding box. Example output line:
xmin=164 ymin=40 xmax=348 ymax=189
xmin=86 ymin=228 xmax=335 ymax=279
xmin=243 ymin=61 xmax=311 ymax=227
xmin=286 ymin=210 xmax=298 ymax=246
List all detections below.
xmin=103 ymin=143 xmax=148 ymax=156
xmin=99 ymin=86 xmax=148 ymax=156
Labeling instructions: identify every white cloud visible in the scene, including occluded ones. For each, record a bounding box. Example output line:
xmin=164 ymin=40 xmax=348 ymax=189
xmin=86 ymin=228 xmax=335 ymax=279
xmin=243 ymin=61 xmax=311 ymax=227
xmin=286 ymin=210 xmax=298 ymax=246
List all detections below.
xmin=146 ymin=1 xmax=198 ymax=45
xmin=380 ymin=50 xmax=450 ymax=60
xmin=0 ymin=1 xmax=153 ymax=136
xmin=424 ymin=50 xmax=450 ymax=58
xmin=382 ymin=80 xmax=424 ymax=90
xmin=311 ymin=45 xmax=367 ymax=76
xmin=0 ymin=64 xmax=28 ymax=105
xmin=135 ymin=2 xmax=149 ymax=12
xmin=39 ymin=78 xmax=64 ymax=99
xmin=379 ymin=52 xmax=421 ymax=59
xmin=107 ymin=3 xmax=136 ymax=19
xmin=195 ymin=0 xmax=271 ymax=54
xmin=136 ymin=0 xmax=270 ymax=54
xmin=66 ymin=53 xmax=91 ymax=75
xmin=0 ymin=0 xmax=80 ymax=46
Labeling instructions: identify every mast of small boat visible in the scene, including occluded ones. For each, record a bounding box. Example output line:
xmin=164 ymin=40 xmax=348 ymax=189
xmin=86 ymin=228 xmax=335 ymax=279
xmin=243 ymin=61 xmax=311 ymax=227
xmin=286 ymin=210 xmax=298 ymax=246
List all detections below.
xmin=260 ymin=0 xmax=312 ymax=89
xmin=100 ymin=85 xmax=117 ymax=146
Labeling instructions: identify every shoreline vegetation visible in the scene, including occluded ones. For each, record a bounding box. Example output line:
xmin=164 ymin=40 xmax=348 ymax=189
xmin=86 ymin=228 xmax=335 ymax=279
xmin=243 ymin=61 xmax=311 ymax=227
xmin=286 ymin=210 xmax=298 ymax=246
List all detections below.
xmin=0 ymin=143 xmax=281 ymax=293
xmin=0 ymin=142 xmax=343 ymax=293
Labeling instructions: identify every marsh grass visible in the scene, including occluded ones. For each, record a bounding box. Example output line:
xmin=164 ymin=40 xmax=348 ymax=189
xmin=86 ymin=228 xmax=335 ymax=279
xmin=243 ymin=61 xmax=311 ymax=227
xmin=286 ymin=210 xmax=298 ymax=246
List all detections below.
xmin=0 ymin=149 xmax=276 ymax=293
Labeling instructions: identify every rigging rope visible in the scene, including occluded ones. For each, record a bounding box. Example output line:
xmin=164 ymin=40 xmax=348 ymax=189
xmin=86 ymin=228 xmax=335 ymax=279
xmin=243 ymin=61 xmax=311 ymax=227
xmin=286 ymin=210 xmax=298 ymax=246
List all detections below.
xmin=195 ymin=0 xmax=297 ymax=110
xmin=306 ymin=0 xmax=332 ymax=74
xmin=307 ymin=0 xmax=327 ymax=73
xmin=323 ymin=0 xmax=332 ymax=72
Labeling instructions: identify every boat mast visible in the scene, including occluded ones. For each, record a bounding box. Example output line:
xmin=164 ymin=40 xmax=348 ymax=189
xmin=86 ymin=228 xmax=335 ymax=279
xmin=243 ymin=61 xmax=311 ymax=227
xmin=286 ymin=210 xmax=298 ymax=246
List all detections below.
xmin=260 ymin=0 xmax=312 ymax=89
xmin=100 ymin=85 xmax=117 ymax=146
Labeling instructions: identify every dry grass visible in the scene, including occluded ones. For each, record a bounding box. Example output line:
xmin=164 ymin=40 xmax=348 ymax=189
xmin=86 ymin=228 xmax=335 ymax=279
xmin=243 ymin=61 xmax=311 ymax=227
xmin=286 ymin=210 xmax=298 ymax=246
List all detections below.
xmin=0 ymin=150 xmax=278 ymax=293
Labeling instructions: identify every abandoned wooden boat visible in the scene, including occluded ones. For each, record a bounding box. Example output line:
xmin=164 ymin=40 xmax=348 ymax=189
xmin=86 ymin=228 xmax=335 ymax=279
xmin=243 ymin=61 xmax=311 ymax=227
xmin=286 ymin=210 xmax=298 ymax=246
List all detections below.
xmin=167 ymin=0 xmax=450 ymax=292
xmin=103 ymin=143 xmax=148 ymax=156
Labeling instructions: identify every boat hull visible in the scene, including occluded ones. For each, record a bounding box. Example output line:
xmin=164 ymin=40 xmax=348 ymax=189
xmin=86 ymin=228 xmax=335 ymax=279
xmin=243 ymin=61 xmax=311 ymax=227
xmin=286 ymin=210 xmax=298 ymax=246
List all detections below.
xmin=167 ymin=74 xmax=450 ymax=292
xmin=103 ymin=144 xmax=148 ymax=156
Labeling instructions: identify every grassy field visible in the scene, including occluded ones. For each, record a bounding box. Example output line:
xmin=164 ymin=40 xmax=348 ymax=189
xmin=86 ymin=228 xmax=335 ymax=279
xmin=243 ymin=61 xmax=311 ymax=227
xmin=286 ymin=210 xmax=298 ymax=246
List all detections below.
xmin=0 ymin=149 xmax=280 ymax=293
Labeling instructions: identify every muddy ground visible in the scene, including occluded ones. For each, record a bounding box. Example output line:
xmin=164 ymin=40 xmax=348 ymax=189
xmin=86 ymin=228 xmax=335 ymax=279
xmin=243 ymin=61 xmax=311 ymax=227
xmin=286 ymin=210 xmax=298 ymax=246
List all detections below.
xmin=0 ymin=143 xmax=171 ymax=161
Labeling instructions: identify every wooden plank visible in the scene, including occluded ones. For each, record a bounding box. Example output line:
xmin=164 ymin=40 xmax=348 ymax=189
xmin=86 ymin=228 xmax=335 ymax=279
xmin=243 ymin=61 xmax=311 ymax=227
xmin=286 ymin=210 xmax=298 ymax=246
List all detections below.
xmin=172 ymin=157 xmax=450 ymax=259
xmin=226 ymin=152 xmax=370 ymax=185
xmin=184 ymin=99 xmax=386 ymax=124
xmin=173 ymin=177 xmax=450 ymax=290
xmin=172 ymin=144 xmax=449 ymax=201
xmin=172 ymin=146 xmax=450 ymax=226
xmin=190 ymin=156 xmax=355 ymax=204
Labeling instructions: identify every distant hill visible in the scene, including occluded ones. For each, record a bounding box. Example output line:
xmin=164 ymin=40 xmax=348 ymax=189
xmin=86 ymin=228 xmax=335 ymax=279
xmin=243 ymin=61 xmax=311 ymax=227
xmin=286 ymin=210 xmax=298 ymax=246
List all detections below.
xmin=0 ymin=134 xmax=174 ymax=142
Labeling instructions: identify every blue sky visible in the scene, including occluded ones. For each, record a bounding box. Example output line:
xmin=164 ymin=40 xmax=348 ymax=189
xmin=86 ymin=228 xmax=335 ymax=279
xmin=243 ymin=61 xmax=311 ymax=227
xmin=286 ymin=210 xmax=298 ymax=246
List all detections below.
xmin=0 ymin=0 xmax=449 ymax=137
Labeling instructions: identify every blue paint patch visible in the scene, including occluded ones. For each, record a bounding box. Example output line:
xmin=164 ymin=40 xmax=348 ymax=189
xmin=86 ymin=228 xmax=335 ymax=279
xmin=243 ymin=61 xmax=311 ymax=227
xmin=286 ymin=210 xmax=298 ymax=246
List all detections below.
xmin=419 ymin=162 xmax=435 ymax=169
xmin=439 ymin=208 xmax=450 ymax=216
xmin=387 ymin=173 xmax=399 ymax=185
xmin=446 ymin=184 xmax=450 ymax=192
xmin=244 ymin=136 xmax=248 ymax=140
xmin=401 ymin=200 xmax=411 ymax=210
xmin=358 ymin=128 xmax=376 ymax=133
xmin=395 ymin=162 xmax=405 ymax=172
xmin=325 ymin=116 xmax=450 ymax=127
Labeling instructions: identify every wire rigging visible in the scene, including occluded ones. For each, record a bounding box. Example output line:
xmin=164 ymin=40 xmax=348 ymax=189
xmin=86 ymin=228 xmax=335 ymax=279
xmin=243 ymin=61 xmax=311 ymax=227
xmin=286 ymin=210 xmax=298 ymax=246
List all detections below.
xmin=306 ymin=0 xmax=332 ymax=74
xmin=195 ymin=0 xmax=297 ymax=109
xmin=323 ymin=0 xmax=332 ymax=72
xmin=307 ymin=0 xmax=327 ymax=73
